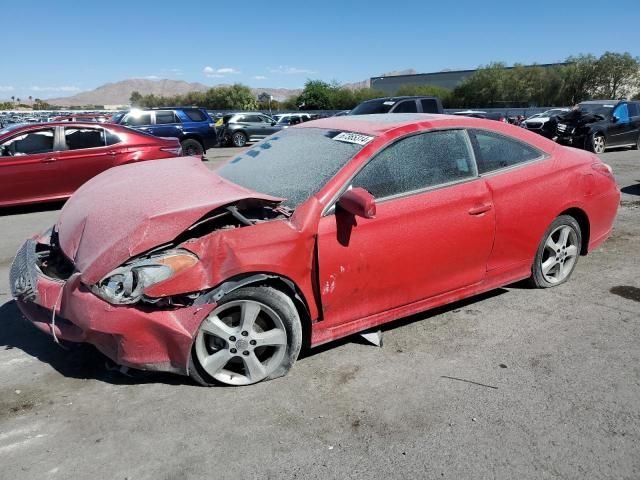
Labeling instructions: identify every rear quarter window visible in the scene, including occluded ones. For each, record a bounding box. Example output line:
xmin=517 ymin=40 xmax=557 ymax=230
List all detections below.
xmin=183 ymin=109 xmax=208 ymax=122
xmin=470 ymin=129 xmax=542 ymax=174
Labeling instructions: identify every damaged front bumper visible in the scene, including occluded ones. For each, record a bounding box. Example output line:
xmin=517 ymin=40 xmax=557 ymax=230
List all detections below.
xmin=10 ymin=238 xmax=215 ymax=375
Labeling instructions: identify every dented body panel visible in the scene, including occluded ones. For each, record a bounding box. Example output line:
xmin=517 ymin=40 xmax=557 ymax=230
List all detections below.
xmin=10 ymin=114 xmax=620 ymax=375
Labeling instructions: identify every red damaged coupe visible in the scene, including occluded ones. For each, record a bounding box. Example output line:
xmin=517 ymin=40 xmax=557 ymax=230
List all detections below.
xmin=0 ymin=122 xmax=182 ymax=207
xmin=10 ymin=114 xmax=619 ymax=386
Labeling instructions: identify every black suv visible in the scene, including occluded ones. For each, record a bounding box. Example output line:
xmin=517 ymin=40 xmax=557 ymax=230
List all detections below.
xmin=555 ymin=100 xmax=640 ymax=153
xmin=349 ymin=96 xmax=444 ymax=115
xmin=117 ymin=107 xmax=217 ymax=156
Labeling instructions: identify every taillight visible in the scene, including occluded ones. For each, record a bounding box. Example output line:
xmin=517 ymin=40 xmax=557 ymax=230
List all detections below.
xmin=591 ymin=162 xmax=614 ymax=180
xmin=160 ymin=146 xmax=182 ymax=156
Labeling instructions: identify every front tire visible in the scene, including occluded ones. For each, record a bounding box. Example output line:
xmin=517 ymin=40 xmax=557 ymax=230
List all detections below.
xmin=633 ymin=134 xmax=640 ymax=150
xmin=530 ymin=215 xmax=582 ymax=288
xmin=589 ymin=133 xmax=606 ymax=154
xmin=189 ymin=286 xmax=302 ymax=386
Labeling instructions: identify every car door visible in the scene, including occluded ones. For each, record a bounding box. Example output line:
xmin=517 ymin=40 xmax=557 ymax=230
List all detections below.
xmin=316 ymin=129 xmax=495 ymax=328
xmin=467 ymin=128 xmax=553 ymax=274
xmin=0 ymin=127 xmax=60 ymax=205
xmin=259 ymin=114 xmax=280 ymax=135
xmin=608 ymin=103 xmax=632 ymax=146
xmin=152 ymin=110 xmax=183 ymax=138
xmin=53 ymin=126 xmax=118 ymax=196
xmin=625 ymin=102 xmax=640 ymax=145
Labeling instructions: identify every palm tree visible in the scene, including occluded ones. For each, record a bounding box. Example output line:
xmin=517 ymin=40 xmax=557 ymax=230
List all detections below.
xmin=10 ymin=95 xmax=15 ymax=103
xmin=28 ymin=95 xmax=32 ymax=102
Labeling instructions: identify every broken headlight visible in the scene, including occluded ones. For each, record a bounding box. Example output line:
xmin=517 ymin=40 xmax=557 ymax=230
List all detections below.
xmin=91 ymin=250 xmax=198 ymax=305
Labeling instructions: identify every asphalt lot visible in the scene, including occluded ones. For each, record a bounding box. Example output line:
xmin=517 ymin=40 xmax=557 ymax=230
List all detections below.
xmin=0 ymin=146 xmax=639 ymax=479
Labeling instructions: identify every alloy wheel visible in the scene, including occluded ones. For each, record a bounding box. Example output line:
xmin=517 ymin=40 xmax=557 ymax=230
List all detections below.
xmin=592 ymin=134 xmax=605 ymax=154
xmin=194 ymin=300 xmax=288 ymax=385
xmin=232 ymin=132 xmax=247 ymax=147
xmin=540 ymin=225 xmax=579 ymax=284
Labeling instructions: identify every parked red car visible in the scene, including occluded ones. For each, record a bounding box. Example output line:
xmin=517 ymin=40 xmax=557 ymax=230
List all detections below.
xmin=0 ymin=122 xmax=182 ymax=207
xmin=10 ymin=114 xmax=619 ymax=386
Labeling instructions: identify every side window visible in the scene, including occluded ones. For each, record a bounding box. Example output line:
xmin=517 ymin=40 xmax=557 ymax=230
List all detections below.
xmin=155 ymin=111 xmax=179 ymax=124
xmin=628 ymin=102 xmax=639 ymax=117
xmin=259 ymin=115 xmax=273 ymax=123
xmin=613 ymin=103 xmax=630 ymax=123
xmin=470 ymin=129 xmax=541 ymax=174
xmin=64 ymin=128 xmax=106 ymax=150
xmin=243 ymin=115 xmax=261 ymax=123
xmin=393 ymin=100 xmax=418 ymax=113
xmin=105 ymin=129 xmax=122 ymax=146
xmin=183 ymin=109 xmax=207 ymax=122
xmin=0 ymin=129 xmax=55 ymax=156
xmin=420 ymin=99 xmax=439 ymax=113
xmin=352 ymin=130 xmax=476 ymax=199
xmin=122 ymin=113 xmax=152 ymax=126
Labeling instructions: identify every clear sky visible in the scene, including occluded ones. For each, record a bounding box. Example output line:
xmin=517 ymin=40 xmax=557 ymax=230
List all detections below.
xmin=3 ymin=0 xmax=639 ymax=99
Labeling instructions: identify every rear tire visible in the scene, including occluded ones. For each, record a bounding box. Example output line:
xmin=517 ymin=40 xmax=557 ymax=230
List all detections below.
xmin=189 ymin=286 xmax=302 ymax=386
xmin=529 ymin=215 xmax=582 ymax=288
xmin=181 ymin=138 xmax=204 ymax=156
xmin=231 ymin=131 xmax=248 ymax=147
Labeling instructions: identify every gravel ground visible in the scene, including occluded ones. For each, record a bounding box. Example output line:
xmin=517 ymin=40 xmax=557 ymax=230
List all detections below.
xmin=0 ymin=146 xmax=638 ymax=479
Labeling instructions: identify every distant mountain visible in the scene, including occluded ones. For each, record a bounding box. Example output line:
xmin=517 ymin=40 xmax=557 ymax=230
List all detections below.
xmin=46 ymin=79 xmax=302 ymax=106
xmin=43 ymin=70 xmax=417 ymax=107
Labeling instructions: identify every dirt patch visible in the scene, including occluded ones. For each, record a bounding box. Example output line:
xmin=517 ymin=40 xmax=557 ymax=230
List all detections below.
xmin=0 ymin=386 xmax=47 ymax=420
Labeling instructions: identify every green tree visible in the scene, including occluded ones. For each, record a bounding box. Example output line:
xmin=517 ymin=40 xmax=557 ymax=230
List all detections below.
xmin=296 ymin=80 xmax=334 ymax=110
xmin=593 ymin=51 xmax=640 ymax=99
xmin=129 ymin=90 xmax=143 ymax=106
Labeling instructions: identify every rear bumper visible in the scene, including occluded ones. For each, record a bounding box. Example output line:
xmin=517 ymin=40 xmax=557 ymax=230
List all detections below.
xmin=11 ymin=239 xmax=214 ymax=375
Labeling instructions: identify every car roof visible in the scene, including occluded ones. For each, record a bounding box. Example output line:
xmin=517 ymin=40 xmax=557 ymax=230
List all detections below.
xmin=361 ymin=96 xmax=438 ymax=102
xmin=296 ymin=113 xmax=469 ymax=136
xmin=579 ymin=100 xmax=621 ymax=104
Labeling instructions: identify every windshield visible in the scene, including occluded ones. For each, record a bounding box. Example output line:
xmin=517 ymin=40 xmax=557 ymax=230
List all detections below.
xmin=217 ymin=128 xmax=370 ymax=209
xmin=350 ymin=99 xmax=395 ymax=115
xmin=578 ymin=103 xmax=614 ymax=116
xmin=0 ymin=123 xmax=26 ymax=136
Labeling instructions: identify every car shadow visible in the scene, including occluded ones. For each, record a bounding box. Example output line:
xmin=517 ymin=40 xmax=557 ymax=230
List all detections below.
xmin=621 ymin=183 xmax=640 ymax=196
xmin=2 ymin=287 xmax=511 ymax=385
xmin=0 ymin=300 xmax=191 ymax=386
xmin=0 ymin=200 xmax=65 ymax=217
xmin=300 ymin=287 xmax=509 ymax=359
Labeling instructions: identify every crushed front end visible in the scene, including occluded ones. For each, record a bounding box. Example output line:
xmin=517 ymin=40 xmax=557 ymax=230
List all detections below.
xmin=10 ymin=231 xmax=215 ymax=374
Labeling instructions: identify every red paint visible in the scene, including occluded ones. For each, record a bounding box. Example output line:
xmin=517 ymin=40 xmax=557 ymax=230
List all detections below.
xmin=0 ymin=122 xmax=182 ymax=207
xmin=14 ymin=115 xmax=620 ymax=375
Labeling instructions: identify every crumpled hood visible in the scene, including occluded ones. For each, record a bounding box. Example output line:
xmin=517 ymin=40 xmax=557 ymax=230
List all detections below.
xmin=557 ymin=111 xmax=603 ymax=128
xmin=57 ymin=156 xmax=282 ymax=284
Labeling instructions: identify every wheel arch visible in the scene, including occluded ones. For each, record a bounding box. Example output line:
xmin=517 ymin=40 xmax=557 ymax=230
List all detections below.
xmin=193 ymin=272 xmax=313 ymax=349
xmin=180 ymin=134 xmax=204 ymax=146
xmin=558 ymin=207 xmax=590 ymax=255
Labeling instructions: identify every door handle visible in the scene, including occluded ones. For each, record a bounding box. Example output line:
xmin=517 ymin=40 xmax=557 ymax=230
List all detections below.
xmin=468 ymin=203 xmax=493 ymax=215
xmin=108 ymin=150 xmax=117 ymax=155
xmin=41 ymin=157 xmax=57 ymax=163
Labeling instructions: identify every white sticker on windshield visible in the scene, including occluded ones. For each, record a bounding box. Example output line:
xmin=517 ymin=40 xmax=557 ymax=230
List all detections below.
xmin=333 ymin=132 xmax=375 ymax=146
xmin=383 ymin=101 xmax=396 ymax=105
